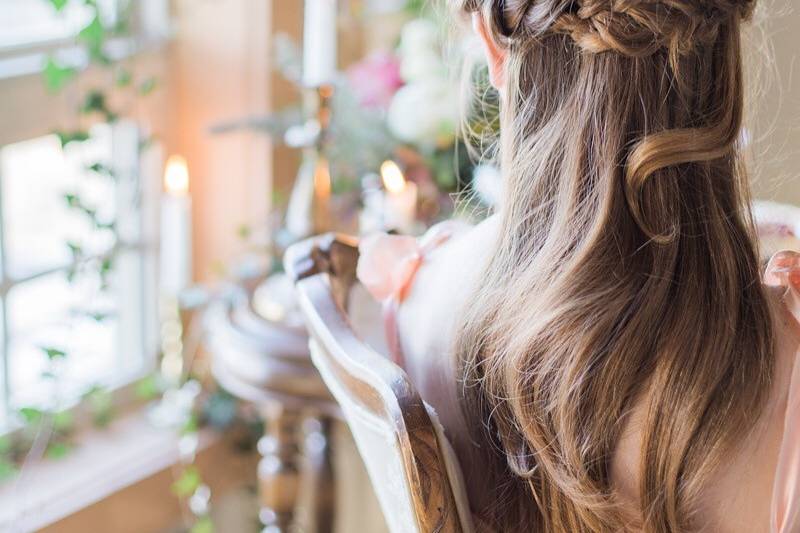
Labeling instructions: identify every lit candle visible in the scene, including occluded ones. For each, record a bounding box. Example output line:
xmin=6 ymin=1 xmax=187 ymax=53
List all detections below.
xmin=303 ymin=0 xmax=338 ymax=87
xmin=160 ymin=155 xmax=192 ymax=294
xmin=381 ymin=160 xmax=417 ymax=234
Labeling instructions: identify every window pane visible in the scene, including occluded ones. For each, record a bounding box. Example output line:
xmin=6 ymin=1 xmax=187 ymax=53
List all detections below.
xmin=7 ymin=271 xmax=116 ymax=408
xmin=0 ymin=0 xmax=117 ymax=50
xmin=1 ymin=125 xmax=116 ymax=279
xmin=7 ymin=251 xmax=145 ymax=409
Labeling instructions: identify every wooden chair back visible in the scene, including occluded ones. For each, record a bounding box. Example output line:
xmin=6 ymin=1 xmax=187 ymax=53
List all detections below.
xmin=285 ymin=234 xmax=472 ymax=533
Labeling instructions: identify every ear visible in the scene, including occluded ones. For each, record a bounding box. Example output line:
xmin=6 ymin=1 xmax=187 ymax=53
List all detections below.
xmin=472 ymin=12 xmax=507 ymax=90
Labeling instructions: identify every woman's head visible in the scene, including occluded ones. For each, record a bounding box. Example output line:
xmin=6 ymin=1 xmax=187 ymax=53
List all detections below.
xmin=451 ymin=1 xmax=773 ymax=531
xmin=460 ymin=0 xmax=758 ymax=243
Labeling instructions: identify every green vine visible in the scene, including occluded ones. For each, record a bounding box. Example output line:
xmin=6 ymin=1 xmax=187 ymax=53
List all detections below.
xmin=0 ymin=0 xmax=150 ymax=503
xmin=0 ymin=2 xmax=226 ymax=530
xmin=0 ymin=3 xmax=275 ymax=531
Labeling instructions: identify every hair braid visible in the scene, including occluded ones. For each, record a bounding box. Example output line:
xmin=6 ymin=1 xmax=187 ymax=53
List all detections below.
xmin=480 ymin=0 xmax=758 ymax=59
xmin=550 ymin=0 xmax=754 ymax=59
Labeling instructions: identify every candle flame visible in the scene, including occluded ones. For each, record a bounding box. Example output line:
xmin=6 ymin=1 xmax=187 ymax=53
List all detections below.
xmin=164 ymin=155 xmax=189 ymax=195
xmin=381 ymin=160 xmax=406 ymax=194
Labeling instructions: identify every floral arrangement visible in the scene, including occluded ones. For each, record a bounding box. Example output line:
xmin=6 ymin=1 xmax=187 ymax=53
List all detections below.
xmin=218 ymin=9 xmax=499 ymax=231
xmin=343 ymin=16 xmax=469 ymax=223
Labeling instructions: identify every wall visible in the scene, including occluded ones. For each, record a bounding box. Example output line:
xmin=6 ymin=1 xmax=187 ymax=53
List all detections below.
xmin=168 ymin=0 xmax=273 ymax=282
xmin=169 ymin=1 xmax=366 ymax=281
xmin=270 ymin=4 xmax=303 ymax=198
xmin=748 ymin=0 xmax=800 ymax=205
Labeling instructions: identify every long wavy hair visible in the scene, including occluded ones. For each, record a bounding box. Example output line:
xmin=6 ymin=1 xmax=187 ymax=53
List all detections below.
xmin=451 ymin=0 xmax=774 ymax=531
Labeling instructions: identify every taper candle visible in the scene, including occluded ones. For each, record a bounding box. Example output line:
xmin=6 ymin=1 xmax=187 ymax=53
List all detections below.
xmin=303 ymin=0 xmax=338 ymax=87
xmin=160 ymin=155 xmax=192 ymax=294
xmin=381 ymin=160 xmax=417 ymax=234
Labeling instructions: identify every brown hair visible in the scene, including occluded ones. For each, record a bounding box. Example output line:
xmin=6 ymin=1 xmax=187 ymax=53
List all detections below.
xmin=451 ymin=0 xmax=773 ymax=531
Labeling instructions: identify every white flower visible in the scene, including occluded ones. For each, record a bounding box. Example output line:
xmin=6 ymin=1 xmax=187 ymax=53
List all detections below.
xmin=387 ymin=79 xmax=459 ymax=148
xmin=400 ymin=50 xmax=443 ymax=83
xmin=399 ymin=18 xmax=440 ymax=57
xmin=397 ymin=18 xmax=445 ymax=83
xmin=397 ymin=19 xmax=446 ymax=83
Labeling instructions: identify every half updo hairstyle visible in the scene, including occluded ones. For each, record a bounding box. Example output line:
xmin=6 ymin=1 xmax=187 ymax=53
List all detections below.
xmin=450 ymin=0 xmax=772 ymax=531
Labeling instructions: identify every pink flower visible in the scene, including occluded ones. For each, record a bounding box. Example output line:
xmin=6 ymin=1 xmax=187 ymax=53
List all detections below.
xmin=347 ymin=52 xmax=403 ymax=109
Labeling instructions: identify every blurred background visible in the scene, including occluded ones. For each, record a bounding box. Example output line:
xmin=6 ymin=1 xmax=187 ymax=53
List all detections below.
xmin=0 ymin=1 xmax=796 ymax=532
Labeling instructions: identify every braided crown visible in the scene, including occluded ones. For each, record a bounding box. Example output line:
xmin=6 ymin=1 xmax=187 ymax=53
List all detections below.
xmin=501 ymin=0 xmax=756 ymax=57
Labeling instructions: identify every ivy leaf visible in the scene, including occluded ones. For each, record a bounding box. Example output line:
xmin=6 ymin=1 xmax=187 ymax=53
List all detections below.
xmin=43 ymin=57 xmax=76 ymax=92
xmin=64 ymin=193 xmax=80 ymax=207
xmin=41 ymin=346 xmax=67 ymax=360
xmin=100 ymin=257 xmax=113 ymax=275
xmin=55 ymin=130 xmax=90 ymax=148
xmin=86 ymin=162 xmax=117 ymax=179
xmin=181 ymin=414 xmax=199 ymax=436
xmin=53 ymin=410 xmax=74 ymax=432
xmin=83 ymin=385 xmax=113 ymax=427
xmin=78 ymin=15 xmax=106 ymax=62
xmin=79 ymin=15 xmax=105 ymax=48
xmin=138 ymin=77 xmax=157 ymax=96
xmin=46 ymin=441 xmax=71 ymax=460
xmin=80 ymin=90 xmax=108 ymax=115
xmin=66 ymin=241 xmax=83 ymax=258
xmin=171 ymin=466 xmax=201 ymax=498
xmin=18 ymin=407 xmax=44 ymax=425
xmin=97 ymin=220 xmax=116 ymax=232
xmin=80 ymin=90 xmax=119 ymax=125
xmin=115 ymin=68 xmax=132 ymax=87
xmin=190 ymin=517 xmax=215 ymax=533
xmin=134 ymin=374 xmax=161 ymax=401
xmin=48 ymin=0 xmax=69 ymax=11
xmin=81 ymin=206 xmax=98 ymax=220
xmin=86 ymin=311 xmax=111 ymax=322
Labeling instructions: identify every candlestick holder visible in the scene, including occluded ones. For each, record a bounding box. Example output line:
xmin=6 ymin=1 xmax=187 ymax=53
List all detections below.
xmin=285 ymin=84 xmax=336 ymax=241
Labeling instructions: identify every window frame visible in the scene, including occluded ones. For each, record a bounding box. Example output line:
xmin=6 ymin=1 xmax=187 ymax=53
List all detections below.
xmin=0 ymin=0 xmax=169 ymax=431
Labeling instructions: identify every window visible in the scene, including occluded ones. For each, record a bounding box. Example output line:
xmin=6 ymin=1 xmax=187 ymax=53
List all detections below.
xmin=0 ymin=0 xmax=170 ymax=80
xmin=0 ymin=0 xmax=165 ymax=430
xmin=0 ymin=0 xmax=118 ymax=50
xmin=0 ymin=125 xmax=156 ymax=428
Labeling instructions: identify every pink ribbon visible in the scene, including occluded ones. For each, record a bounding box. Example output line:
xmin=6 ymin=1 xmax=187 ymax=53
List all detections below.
xmin=356 ymin=222 xmax=459 ymax=366
xmin=767 ymin=251 xmax=800 ymax=533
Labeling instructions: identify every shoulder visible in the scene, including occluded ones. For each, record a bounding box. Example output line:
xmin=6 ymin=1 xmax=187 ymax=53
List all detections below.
xmin=395 ymin=214 xmax=501 ymax=424
xmin=412 ymin=214 xmax=501 ymax=298
xmin=400 ymin=214 xmax=501 ymax=349
xmin=691 ymin=254 xmax=800 ymax=530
